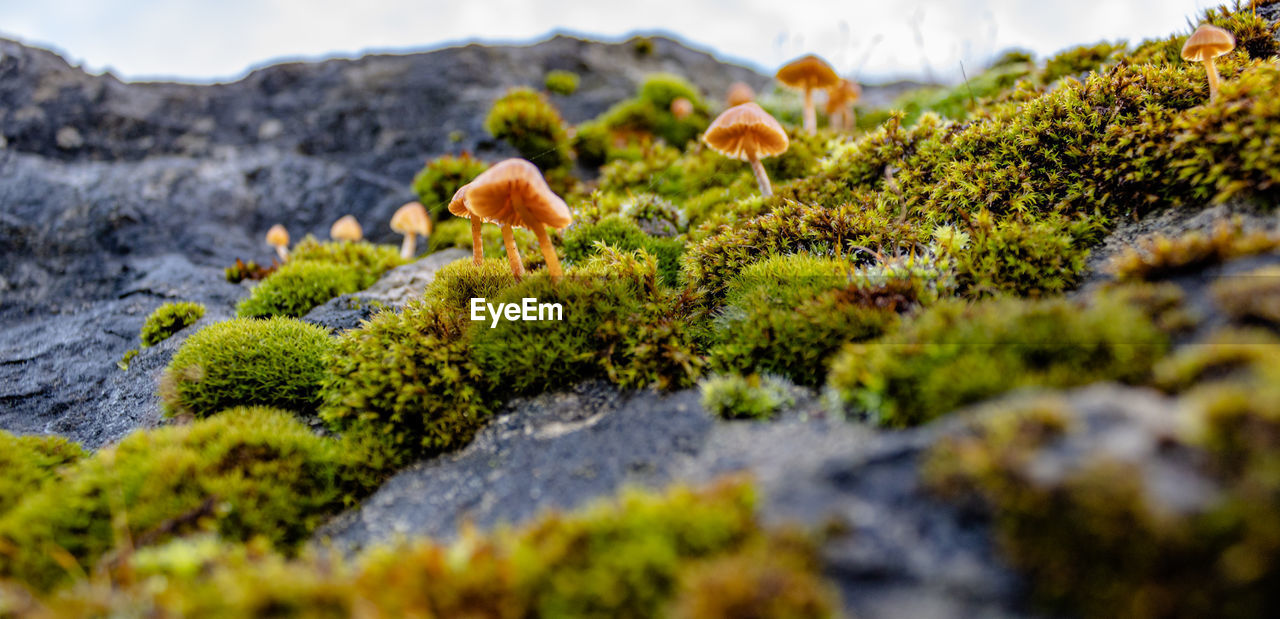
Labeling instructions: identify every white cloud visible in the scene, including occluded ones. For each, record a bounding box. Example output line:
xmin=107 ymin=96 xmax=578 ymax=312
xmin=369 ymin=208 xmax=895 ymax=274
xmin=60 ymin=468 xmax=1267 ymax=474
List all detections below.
xmin=0 ymin=0 xmax=1221 ymax=83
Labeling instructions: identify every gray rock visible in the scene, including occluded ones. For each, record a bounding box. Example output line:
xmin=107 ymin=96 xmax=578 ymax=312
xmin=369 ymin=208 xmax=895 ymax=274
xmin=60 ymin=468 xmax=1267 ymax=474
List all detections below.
xmin=318 ymin=381 xmax=1033 ymax=619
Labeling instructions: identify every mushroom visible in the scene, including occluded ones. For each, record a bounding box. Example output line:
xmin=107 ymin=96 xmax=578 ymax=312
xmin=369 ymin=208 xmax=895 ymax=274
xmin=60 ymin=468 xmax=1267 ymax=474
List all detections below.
xmin=448 ymin=185 xmax=486 ymax=266
xmin=776 ymin=55 xmax=840 ymax=135
xmin=670 ymin=97 xmax=694 ymax=120
xmin=703 ymin=102 xmax=790 ymax=198
xmin=825 ymin=79 xmax=861 ymax=131
xmin=390 ymin=202 xmax=431 ymax=259
xmin=726 ymin=82 xmax=755 ymax=107
xmin=1182 ymin=25 xmax=1236 ymax=103
xmin=462 ymin=159 xmax=573 ymax=280
xmin=265 ymin=224 xmax=290 ymax=263
xmin=330 ymin=215 xmax=363 ymax=242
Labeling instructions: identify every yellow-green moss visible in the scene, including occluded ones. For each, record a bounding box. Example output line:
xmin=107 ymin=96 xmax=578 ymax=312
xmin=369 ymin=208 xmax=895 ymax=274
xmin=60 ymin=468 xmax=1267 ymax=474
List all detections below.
xmin=1211 ymin=264 xmax=1280 ymax=326
xmin=139 ymin=301 xmax=205 ymax=347
xmin=236 ymin=260 xmax=363 ymax=318
xmin=0 ymin=407 xmax=374 ymax=591
xmin=0 ymin=432 xmax=84 ymax=516
xmin=544 ymin=70 xmax=580 ymax=96
xmin=829 ymin=293 xmax=1168 ymax=426
xmin=411 ymin=153 xmax=489 ymax=218
xmin=486 ymin=87 xmax=572 ymax=173
xmin=160 ymin=317 xmax=334 ymax=417
xmin=699 ymin=373 xmax=794 ymax=420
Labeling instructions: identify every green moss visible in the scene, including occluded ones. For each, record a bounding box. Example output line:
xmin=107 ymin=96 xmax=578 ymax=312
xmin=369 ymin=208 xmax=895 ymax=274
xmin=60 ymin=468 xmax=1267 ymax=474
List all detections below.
xmin=289 ymin=237 xmax=405 ymax=284
xmin=485 ymin=87 xmax=572 ymax=173
xmin=562 ymin=215 xmax=685 ymax=285
xmin=236 ymin=260 xmax=362 ymax=318
xmin=1041 ymin=41 xmax=1126 ymax=84
xmin=38 ymin=477 xmax=827 ymax=619
xmin=955 ymin=210 xmax=1101 ymax=297
xmin=544 ymin=70 xmax=580 ymax=96
xmin=411 ymin=153 xmax=489 ymax=219
xmin=470 ymin=248 xmax=702 ymax=396
xmin=699 ymin=373 xmax=794 ymax=420
xmin=829 ymin=293 xmax=1168 ymax=427
xmin=0 ymin=407 xmax=372 ymax=591
xmin=318 ymin=260 xmax=512 ymax=459
xmin=1153 ymin=327 xmax=1280 ymax=392
xmin=116 ymin=347 xmax=138 ymax=371
xmin=583 ymin=74 xmax=711 ymax=158
xmin=708 ymin=254 xmax=905 ymax=384
xmin=682 ymin=198 xmax=919 ymax=303
xmin=160 ymin=317 xmax=334 ymax=418
xmin=0 ymin=432 xmax=84 ymax=516
xmin=140 ymin=302 xmax=205 ymax=347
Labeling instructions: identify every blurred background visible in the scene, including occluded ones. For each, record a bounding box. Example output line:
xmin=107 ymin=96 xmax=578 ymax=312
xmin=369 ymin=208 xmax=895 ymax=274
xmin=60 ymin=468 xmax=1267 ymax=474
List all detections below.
xmin=1 ymin=0 xmax=1224 ymax=84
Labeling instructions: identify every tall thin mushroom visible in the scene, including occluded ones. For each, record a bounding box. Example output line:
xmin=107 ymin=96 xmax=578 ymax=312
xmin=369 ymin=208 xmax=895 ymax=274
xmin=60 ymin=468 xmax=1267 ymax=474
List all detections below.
xmin=1182 ymin=25 xmax=1235 ymax=103
xmin=703 ymin=103 xmax=790 ymax=198
xmin=449 ymin=186 xmax=485 ymax=266
xmin=776 ymin=55 xmax=840 ymax=135
xmin=390 ymin=202 xmax=431 ymax=259
xmin=463 ymin=159 xmax=573 ymax=280
xmin=265 ymin=224 xmax=290 ymax=263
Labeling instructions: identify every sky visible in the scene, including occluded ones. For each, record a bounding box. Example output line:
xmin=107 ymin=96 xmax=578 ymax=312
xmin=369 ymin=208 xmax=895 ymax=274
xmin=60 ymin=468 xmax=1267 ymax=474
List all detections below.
xmin=0 ymin=0 xmax=1222 ymax=84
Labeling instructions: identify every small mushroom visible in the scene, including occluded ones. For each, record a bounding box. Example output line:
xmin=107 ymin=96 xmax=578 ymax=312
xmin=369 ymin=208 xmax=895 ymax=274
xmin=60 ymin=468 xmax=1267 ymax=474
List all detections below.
xmin=1182 ymin=25 xmax=1236 ymax=103
xmin=703 ymin=102 xmax=790 ymax=198
xmin=825 ymin=79 xmax=861 ymax=131
xmin=265 ymin=224 xmax=290 ymax=263
xmin=330 ymin=215 xmax=363 ymax=242
xmin=463 ymin=159 xmax=573 ymax=280
xmin=390 ymin=202 xmax=431 ymax=259
xmin=726 ymin=82 xmax=755 ymax=107
xmin=670 ymin=97 xmax=694 ymax=120
xmin=776 ymin=55 xmax=840 ymax=135
xmin=449 ymin=185 xmax=487 ymax=266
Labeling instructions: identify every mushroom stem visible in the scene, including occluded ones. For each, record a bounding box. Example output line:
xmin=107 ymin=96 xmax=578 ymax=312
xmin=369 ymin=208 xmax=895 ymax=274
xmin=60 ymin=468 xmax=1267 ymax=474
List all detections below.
xmin=747 ymin=153 xmax=773 ymax=198
xmin=802 ymin=88 xmax=816 ymax=134
xmin=532 ymin=225 xmax=563 ymax=281
xmin=274 ymin=246 xmax=289 ymax=263
xmin=1204 ymin=58 xmax=1221 ymax=102
xmin=399 ymin=234 xmax=416 ymax=260
xmin=501 ymin=224 xmax=525 ymax=279
xmin=470 ymin=217 xmax=484 ymax=266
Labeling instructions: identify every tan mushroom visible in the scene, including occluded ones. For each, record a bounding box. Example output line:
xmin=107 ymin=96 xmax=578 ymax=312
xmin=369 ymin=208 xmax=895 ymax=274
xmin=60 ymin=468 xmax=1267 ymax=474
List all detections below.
xmin=330 ymin=215 xmax=363 ymax=242
xmin=825 ymin=79 xmax=861 ymax=131
xmin=449 ymin=185 xmax=486 ymax=266
xmin=390 ymin=202 xmax=431 ymax=259
xmin=463 ymin=159 xmax=573 ymax=280
xmin=776 ymin=55 xmax=840 ymax=135
xmin=670 ymin=97 xmax=694 ymax=120
xmin=703 ymin=102 xmax=790 ymax=197
xmin=726 ymin=82 xmax=755 ymax=107
xmin=1182 ymin=25 xmax=1236 ymax=103
xmin=265 ymin=224 xmax=290 ymax=263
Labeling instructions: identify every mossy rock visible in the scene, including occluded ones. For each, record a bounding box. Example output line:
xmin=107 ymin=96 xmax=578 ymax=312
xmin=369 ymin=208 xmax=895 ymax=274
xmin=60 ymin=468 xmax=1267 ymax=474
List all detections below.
xmin=140 ymin=301 xmax=205 ymax=347
xmin=161 ymin=317 xmax=334 ymax=418
xmin=485 ymin=87 xmax=572 ymax=173
xmin=562 ymin=215 xmax=685 ymax=285
xmin=236 ymin=260 xmax=363 ymax=318
xmin=0 ymin=407 xmax=372 ymax=591
xmin=829 ymin=293 xmax=1169 ymax=426
xmin=709 ymin=254 xmax=904 ymax=384
xmin=411 ymin=153 xmax=489 ymax=219
xmin=289 ymin=237 xmax=405 ymax=284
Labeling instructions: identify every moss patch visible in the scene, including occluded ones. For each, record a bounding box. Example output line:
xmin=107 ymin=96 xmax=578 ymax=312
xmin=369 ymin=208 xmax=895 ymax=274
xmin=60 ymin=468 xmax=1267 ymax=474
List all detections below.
xmin=139 ymin=302 xmax=205 ymax=347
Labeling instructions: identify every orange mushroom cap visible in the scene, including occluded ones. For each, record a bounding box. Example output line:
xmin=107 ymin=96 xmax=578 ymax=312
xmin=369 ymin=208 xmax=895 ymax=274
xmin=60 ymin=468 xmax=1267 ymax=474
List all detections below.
xmin=330 ymin=215 xmax=363 ymax=241
xmin=726 ymin=82 xmax=755 ymax=107
xmin=265 ymin=224 xmax=289 ymax=248
xmin=776 ymin=55 xmax=840 ymax=91
xmin=390 ymin=202 xmax=431 ymax=236
xmin=463 ymin=159 xmax=572 ymax=231
xmin=1181 ymin=24 xmax=1235 ymax=62
xmin=702 ymin=103 xmax=789 ymax=162
xmin=671 ymin=97 xmax=694 ymax=119
xmin=448 ymin=185 xmax=474 ymax=218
